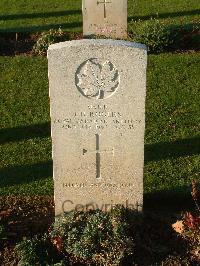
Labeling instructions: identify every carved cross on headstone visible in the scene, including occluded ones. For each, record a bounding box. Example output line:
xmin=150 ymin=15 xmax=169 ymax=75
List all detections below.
xmin=97 ymin=0 xmax=112 ymax=18
xmin=83 ymin=134 xmax=114 ymax=179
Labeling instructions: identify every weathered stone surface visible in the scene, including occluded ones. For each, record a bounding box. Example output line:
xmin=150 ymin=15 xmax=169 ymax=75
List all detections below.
xmin=82 ymin=0 xmax=127 ymax=39
xmin=48 ymin=39 xmax=147 ymax=215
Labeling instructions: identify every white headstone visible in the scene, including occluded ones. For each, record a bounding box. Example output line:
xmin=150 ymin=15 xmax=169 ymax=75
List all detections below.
xmin=82 ymin=0 xmax=127 ymax=39
xmin=48 ymin=39 xmax=147 ymax=215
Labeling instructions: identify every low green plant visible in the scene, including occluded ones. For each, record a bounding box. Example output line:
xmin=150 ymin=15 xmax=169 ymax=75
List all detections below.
xmin=33 ymin=28 xmax=69 ymax=55
xmin=129 ymin=18 xmax=174 ymax=52
xmin=51 ymin=207 xmax=133 ymax=265
xmin=15 ymin=234 xmax=62 ymax=266
xmin=15 ymin=207 xmax=134 ymax=265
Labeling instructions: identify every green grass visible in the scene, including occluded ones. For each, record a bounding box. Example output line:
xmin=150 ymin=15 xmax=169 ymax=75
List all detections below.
xmin=0 ymin=56 xmax=52 ymax=195
xmin=0 ymin=0 xmax=199 ymax=32
xmin=0 ymin=54 xmax=199 ymax=198
xmin=0 ymin=0 xmax=199 ymax=208
xmin=145 ymin=53 xmax=200 ymax=203
xmin=0 ymin=0 xmax=82 ymax=33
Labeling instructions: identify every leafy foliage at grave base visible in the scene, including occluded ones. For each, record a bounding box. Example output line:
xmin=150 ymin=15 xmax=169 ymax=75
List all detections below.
xmin=12 ymin=207 xmax=135 ymax=265
xmin=15 ymin=234 xmax=63 ymax=266
xmin=1 ymin=195 xmax=200 ymax=265
xmin=32 ymin=28 xmax=70 ymax=55
xmin=129 ymin=18 xmax=200 ymax=53
xmin=129 ymin=18 xmax=174 ymax=52
xmin=51 ymin=207 xmax=133 ymax=266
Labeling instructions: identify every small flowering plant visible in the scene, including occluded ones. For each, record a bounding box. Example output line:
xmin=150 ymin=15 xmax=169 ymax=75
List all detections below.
xmin=33 ymin=28 xmax=69 ymax=55
xmin=172 ymin=179 xmax=200 ymax=260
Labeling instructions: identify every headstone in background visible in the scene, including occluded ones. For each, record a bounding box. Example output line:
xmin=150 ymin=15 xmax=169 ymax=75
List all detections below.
xmin=82 ymin=0 xmax=127 ymax=39
xmin=48 ymin=39 xmax=147 ymax=216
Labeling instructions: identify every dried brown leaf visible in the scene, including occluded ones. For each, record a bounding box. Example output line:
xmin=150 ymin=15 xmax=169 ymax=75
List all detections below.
xmin=172 ymin=220 xmax=184 ymax=234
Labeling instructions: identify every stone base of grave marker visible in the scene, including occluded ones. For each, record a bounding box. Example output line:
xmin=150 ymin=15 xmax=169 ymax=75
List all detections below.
xmin=48 ymin=39 xmax=147 ymax=216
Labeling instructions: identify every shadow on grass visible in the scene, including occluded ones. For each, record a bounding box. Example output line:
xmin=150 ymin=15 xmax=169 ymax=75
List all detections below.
xmin=1 ymin=124 xmax=199 ymax=161
xmin=0 ymin=162 xmax=197 ymax=212
xmin=145 ymin=136 xmax=200 ymax=163
xmin=128 ymin=9 xmax=200 ymax=22
xmin=0 ymin=161 xmax=52 ymax=187
xmin=1 ymin=8 xmax=199 ymax=22
xmin=0 ymin=21 xmax=82 ymax=33
xmin=144 ymin=186 xmax=196 ymax=212
xmin=0 ymin=123 xmax=199 ymax=210
xmin=0 ymin=159 xmax=195 ymax=211
xmin=0 ymin=10 xmax=81 ymax=21
xmin=0 ymin=122 xmax=50 ymax=144
xmin=0 ymin=159 xmax=195 ymax=212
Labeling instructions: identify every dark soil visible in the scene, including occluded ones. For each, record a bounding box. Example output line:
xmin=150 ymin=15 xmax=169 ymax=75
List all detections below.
xmin=0 ymin=196 xmax=54 ymax=265
xmin=0 ymin=32 xmax=83 ymax=56
xmin=170 ymin=27 xmax=200 ymax=52
xmin=0 ymin=29 xmax=199 ymax=56
xmin=0 ymin=196 xmax=54 ymax=238
xmin=0 ymin=33 xmax=38 ymax=56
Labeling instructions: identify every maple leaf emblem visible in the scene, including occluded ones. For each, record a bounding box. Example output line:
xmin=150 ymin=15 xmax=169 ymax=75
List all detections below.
xmin=76 ymin=58 xmax=120 ymax=99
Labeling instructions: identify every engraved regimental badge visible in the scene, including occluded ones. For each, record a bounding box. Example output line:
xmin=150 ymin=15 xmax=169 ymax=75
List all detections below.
xmin=75 ymin=58 xmax=120 ymax=100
